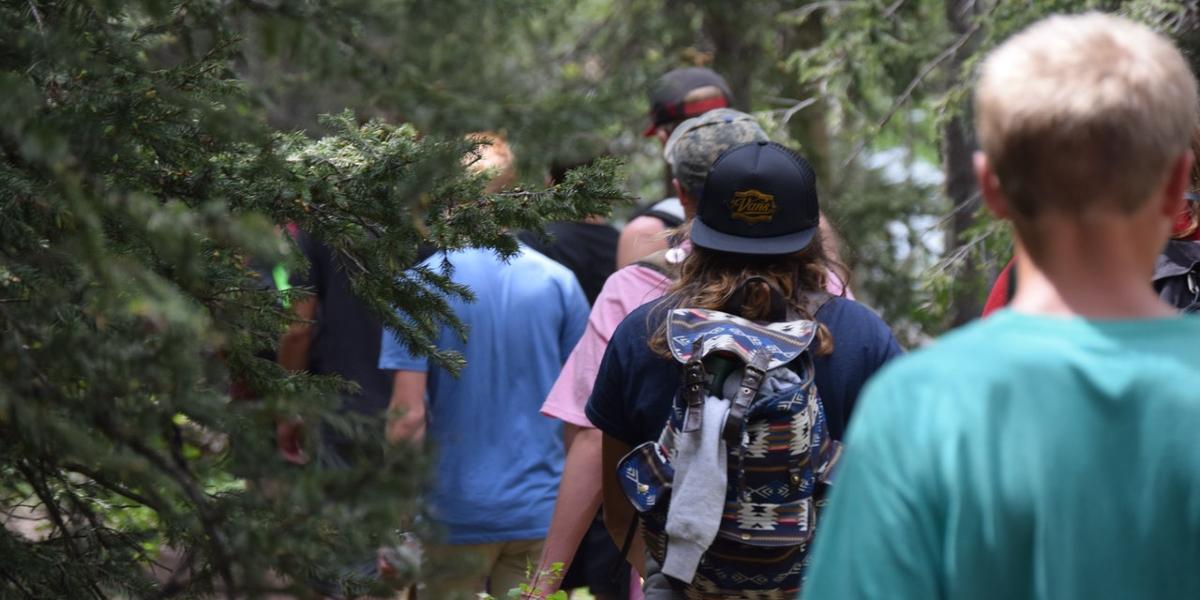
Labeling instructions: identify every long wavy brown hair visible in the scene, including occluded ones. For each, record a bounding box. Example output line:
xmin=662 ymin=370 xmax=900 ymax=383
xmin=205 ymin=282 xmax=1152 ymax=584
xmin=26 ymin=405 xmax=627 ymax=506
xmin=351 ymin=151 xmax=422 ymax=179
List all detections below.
xmin=649 ymin=227 xmax=844 ymax=359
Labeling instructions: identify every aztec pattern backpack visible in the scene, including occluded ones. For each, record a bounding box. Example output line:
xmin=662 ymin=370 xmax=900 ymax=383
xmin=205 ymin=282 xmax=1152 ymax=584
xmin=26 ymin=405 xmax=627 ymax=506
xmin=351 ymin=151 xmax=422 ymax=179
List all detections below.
xmin=617 ymin=289 xmax=841 ymax=599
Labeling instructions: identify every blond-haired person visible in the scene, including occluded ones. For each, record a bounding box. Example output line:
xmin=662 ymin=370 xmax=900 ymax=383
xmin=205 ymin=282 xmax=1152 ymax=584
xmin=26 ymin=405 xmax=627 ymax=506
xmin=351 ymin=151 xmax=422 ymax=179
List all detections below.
xmin=803 ymin=14 xmax=1200 ymax=600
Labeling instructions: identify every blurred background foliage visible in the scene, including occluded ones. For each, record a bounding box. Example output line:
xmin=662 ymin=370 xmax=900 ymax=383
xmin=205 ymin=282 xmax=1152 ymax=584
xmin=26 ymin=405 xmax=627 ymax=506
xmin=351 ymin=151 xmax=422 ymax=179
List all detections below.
xmin=3 ymin=0 xmax=1200 ymax=597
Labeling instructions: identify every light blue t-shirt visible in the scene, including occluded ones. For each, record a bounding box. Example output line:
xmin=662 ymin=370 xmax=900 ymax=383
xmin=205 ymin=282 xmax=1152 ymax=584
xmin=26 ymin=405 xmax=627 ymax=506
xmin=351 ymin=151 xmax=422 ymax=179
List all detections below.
xmin=379 ymin=246 xmax=589 ymax=544
xmin=803 ymin=310 xmax=1200 ymax=600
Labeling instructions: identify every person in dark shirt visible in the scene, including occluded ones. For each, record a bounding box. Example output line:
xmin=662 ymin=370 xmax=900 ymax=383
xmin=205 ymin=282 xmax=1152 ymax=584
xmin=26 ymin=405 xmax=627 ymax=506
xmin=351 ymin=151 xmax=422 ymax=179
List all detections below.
xmin=586 ymin=296 xmax=900 ymax=450
xmin=520 ymin=222 xmax=619 ymax=306
xmin=518 ymin=154 xmax=621 ymax=306
xmin=276 ymin=230 xmax=393 ymax=464
xmin=584 ymin=142 xmax=902 ymax=586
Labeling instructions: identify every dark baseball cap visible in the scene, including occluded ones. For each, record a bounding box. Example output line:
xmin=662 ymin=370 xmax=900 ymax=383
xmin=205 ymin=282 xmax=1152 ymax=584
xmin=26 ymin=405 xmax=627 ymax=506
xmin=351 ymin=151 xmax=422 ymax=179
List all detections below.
xmin=644 ymin=67 xmax=734 ymax=137
xmin=691 ymin=141 xmax=820 ymax=255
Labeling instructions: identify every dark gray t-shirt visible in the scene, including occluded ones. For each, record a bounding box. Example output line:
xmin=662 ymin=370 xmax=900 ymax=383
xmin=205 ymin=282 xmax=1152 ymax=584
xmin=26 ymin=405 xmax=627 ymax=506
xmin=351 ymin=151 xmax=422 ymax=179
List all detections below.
xmin=293 ymin=231 xmax=392 ymax=415
xmin=518 ymin=221 xmax=619 ymax=306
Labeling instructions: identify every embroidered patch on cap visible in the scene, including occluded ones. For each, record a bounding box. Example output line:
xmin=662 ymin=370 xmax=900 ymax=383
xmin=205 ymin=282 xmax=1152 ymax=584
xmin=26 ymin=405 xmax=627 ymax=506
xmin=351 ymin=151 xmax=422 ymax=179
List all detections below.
xmin=729 ymin=188 xmax=776 ymax=224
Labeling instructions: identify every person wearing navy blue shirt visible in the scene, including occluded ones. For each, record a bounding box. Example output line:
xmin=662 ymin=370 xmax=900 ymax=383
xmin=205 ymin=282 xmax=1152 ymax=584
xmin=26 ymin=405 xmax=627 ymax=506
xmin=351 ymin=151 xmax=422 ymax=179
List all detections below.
xmin=586 ymin=295 xmax=900 ymax=448
xmin=584 ymin=141 xmax=902 ymax=591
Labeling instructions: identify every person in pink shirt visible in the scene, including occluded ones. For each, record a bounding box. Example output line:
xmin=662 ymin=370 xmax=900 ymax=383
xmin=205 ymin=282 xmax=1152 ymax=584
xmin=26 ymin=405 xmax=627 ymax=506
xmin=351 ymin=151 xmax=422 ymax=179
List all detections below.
xmin=529 ymin=109 xmax=852 ymax=597
xmin=538 ymin=258 xmax=679 ymax=431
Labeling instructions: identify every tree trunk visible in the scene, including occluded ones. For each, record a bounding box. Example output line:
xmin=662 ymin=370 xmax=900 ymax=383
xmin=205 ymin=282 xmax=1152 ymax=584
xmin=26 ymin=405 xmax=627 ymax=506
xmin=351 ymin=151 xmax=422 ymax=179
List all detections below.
xmin=781 ymin=7 xmax=832 ymax=190
xmin=701 ymin=2 xmax=762 ymax=110
xmin=942 ymin=0 xmax=985 ymax=326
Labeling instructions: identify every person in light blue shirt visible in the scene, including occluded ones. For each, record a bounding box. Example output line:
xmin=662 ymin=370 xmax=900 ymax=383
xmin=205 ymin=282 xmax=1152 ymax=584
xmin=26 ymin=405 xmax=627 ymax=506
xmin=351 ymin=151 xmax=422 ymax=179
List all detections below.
xmin=379 ymin=244 xmax=588 ymax=599
xmin=802 ymin=14 xmax=1200 ymax=600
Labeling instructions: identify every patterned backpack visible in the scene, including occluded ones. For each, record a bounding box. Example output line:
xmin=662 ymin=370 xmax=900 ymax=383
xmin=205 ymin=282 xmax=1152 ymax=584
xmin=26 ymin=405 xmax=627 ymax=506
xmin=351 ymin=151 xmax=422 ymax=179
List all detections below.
xmin=617 ymin=299 xmax=841 ymax=599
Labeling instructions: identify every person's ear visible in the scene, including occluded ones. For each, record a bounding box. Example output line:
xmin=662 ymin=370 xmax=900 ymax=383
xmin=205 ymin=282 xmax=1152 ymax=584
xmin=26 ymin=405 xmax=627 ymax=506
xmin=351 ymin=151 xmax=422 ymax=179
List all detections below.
xmin=975 ymin=151 xmax=1010 ymax=219
xmin=672 ymin=178 xmax=697 ymax=216
xmin=1159 ymin=151 xmax=1193 ymax=219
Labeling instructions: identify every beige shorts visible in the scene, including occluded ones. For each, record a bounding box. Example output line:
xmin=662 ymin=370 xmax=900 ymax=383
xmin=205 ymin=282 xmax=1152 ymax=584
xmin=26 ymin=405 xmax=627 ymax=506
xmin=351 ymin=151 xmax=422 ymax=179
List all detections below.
xmin=423 ymin=538 xmax=545 ymax=599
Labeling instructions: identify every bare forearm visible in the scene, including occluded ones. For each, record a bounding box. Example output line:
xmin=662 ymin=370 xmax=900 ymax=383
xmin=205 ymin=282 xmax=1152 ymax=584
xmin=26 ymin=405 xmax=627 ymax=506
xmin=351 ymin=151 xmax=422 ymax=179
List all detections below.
xmin=601 ymin=433 xmax=645 ymax=576
xmin=277 ymin=329 xmax=311 ymax=371
xmin=532 ymin=427 xmax=603 ymax=592
xmin=275 ymin=300 xmax=315 ymax=462
xmin=278 ymin=298 xmax=316 ymax=372
xmin=387 ymin=371 xmax=427 ymax=443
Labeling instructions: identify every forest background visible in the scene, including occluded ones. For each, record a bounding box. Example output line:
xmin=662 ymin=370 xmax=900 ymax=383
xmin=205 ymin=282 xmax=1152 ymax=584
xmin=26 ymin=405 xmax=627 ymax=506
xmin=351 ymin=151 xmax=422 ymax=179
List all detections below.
xmin=3 ymin=0 xmax=1200 ymax=598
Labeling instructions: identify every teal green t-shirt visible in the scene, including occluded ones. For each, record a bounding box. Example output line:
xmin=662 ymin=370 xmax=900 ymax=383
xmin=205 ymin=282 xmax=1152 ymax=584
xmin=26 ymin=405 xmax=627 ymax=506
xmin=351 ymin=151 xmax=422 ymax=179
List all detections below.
xmin=802 ymin=310 xmax=1200 ymax=600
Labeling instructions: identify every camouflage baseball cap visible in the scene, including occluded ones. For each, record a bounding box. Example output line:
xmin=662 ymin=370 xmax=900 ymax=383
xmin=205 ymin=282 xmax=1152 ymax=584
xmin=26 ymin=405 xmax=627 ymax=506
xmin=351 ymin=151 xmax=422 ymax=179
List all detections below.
xmin=663 ymin=108 xmax=769 ymax=198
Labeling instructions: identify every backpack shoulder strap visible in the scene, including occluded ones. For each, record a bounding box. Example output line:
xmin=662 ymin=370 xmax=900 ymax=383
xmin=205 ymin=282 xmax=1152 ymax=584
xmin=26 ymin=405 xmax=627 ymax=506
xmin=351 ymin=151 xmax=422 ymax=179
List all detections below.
xmin=634 ymin=248 xmax=682 ymax=280
xmin=635 ymin=198 xmax=686 ymax=228
xmin=797 ymin=290 xmax=834 ymax=319
xmin=609 ymin=513 xmax=640 ymax=586
xmin=722 ymin=350 xmax=769 ymax=446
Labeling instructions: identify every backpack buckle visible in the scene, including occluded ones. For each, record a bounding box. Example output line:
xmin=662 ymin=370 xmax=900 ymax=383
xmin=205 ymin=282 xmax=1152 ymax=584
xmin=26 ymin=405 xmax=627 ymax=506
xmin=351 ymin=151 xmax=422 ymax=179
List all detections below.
xmin=722 ymin=350 xmax=769 ymax=446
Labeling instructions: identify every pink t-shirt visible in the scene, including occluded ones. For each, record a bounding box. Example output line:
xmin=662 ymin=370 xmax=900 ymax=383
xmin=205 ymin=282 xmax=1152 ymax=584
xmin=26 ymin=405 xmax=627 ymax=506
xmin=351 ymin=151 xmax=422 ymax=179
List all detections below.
xmin=540 ymin=248 xmax=851 ymax=426
xmin=540 ymin=261 xmax=675 ymax=426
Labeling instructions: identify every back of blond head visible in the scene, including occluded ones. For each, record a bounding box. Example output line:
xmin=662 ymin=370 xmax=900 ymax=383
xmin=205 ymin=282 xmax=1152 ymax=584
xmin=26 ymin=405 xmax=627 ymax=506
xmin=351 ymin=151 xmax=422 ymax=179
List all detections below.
xmin=464 ymin=132 xmax=516 ymax=194
xmin=975 ymin=13 xmax=1198 ymax=217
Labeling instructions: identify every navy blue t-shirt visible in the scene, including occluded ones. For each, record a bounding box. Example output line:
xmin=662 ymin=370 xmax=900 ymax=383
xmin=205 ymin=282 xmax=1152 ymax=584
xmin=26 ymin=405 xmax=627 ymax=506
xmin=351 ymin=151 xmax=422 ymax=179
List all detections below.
xmin=585 ymin=296 xmax=903 ymax=447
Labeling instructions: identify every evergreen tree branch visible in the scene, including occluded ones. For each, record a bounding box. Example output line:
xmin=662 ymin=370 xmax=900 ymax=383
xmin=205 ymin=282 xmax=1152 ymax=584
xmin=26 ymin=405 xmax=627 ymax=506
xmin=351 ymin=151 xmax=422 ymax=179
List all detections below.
xmin=107 ymin=430 xmax=236 ymax=597
xmin=61 ymin=463 xmax=165 ymax=512
xmin=26 ymin=1 xmax=44 ymax=34
xmin=14 ymin=462 xmax=76 ymax=558
xmin=154 ymin=546 xmax=199 ymax=600
xmin=0 ymin=2 xmax=628 ymax=595
xmin=884 ymin=0 xmax=908 ymax=19
xmin=12 ymin=464 xmax=109 ymax=598
xmin=840 ymin=3 xmax=994 ymax=168
xmin=0 ymin=564 xmax=38 ymax=599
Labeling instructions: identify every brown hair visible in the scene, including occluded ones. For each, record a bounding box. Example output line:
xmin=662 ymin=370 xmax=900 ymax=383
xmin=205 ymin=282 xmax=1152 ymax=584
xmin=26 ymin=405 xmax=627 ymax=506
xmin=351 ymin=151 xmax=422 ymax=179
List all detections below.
xmin=649 ymin=229 xmax=841 ymax=359
xmin=975 ymin=14 xmax=1197 ymax=221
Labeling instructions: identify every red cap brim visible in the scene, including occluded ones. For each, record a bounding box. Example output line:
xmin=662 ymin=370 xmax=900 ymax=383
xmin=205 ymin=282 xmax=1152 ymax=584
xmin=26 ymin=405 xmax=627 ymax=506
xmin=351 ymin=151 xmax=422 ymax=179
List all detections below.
xmin=643 ymin=96 xmax=730 ymax=137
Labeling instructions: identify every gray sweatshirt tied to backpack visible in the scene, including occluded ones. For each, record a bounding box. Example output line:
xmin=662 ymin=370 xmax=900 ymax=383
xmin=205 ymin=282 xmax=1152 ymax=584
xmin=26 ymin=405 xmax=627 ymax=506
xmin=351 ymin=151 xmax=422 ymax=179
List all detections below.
xmin=660 ymin=367 xmax=804 ymax=584
xmin=662 ymin=395 xmax=730 ymax=582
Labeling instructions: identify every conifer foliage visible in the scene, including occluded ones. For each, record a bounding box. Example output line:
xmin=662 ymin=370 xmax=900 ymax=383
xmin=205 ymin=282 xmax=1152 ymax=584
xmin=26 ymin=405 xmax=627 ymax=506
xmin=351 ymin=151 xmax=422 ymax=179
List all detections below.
xmin=0 ymin=1 xmax=624 ymax=597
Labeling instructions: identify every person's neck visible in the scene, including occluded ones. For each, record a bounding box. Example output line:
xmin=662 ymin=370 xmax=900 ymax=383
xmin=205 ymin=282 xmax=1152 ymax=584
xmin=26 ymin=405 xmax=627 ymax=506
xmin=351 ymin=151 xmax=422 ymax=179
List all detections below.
xmin=1008 ymin=220 xmax=1174 ymax=320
